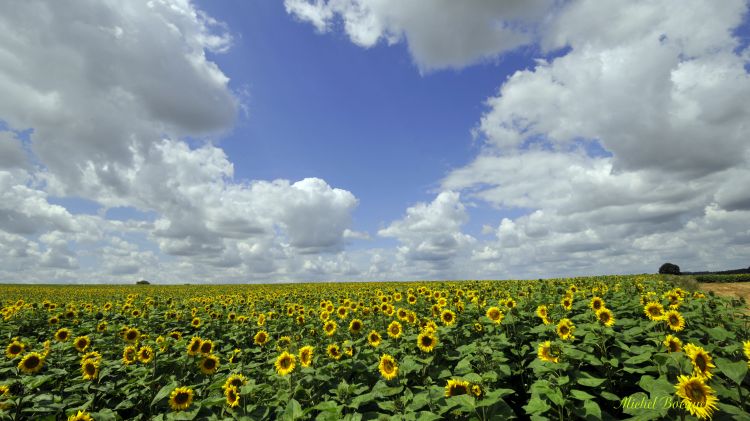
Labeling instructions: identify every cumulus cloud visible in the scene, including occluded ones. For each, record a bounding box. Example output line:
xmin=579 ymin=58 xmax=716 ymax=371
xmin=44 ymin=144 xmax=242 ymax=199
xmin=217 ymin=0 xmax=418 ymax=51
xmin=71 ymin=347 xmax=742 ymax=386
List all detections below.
xmin=284 ymin=0 xmax=554 ymax=70
xmin=443 ymin=0 xmax=750 ymax=276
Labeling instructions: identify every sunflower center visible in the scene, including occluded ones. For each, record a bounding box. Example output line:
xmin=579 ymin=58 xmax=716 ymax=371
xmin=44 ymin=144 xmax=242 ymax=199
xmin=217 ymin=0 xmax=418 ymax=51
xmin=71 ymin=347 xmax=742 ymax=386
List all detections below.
xmin=383 ymin=360 xmax=394 ymax=372
xmin=9 ymin=344 xmax=21 ymax=354
xmin=85 ymin=363 xmax=96 ymax=375
xmin=204 ymin=359 xmax=216 ymax=369
xmin=686 ymin=383 xmax=707 ymax=404
xmin=421 ymin=337 xmax=433 ymax=346
xmin=560 ymin=326 xmax=569 ymax=335
xmin=201 ymin=344 xmax=211 ymax=353
xmin=25 ymin=355 xmax=40 ymax=368
xmin=669 ymin=315 xmax=678 ymax=324
xmin=175 ymin=392 xmax=189 ymax=404
xmin=695 ymin=355 xmax=707 ymax=371
xmin=600 ymin=313 xmax=610 ymax=322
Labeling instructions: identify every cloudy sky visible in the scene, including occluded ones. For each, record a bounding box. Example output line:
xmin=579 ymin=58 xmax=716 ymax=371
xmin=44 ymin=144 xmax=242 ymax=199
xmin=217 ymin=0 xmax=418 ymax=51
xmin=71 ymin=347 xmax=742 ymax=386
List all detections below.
xmin=1 ymin=0 xmax=749 ymax=283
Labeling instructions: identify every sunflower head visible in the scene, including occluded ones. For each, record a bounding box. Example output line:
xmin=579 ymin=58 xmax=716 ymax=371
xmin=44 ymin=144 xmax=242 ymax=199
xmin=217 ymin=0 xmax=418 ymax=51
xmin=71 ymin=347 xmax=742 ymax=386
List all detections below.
xmin=223 ymin=373 xmax=247 ymax=392
xmin=55 ymin=328 xmax=72 ymax=342
xmin=685 ymin=345 xmax=715 ymax=380
xmin=5 ymin=340 xmax=24 ymax=359
xmin=81 ymin=359 xmax=99 ymax=380
xmin=445 ymin=379 xmax=470 ymax=397
xmin=199 ymin=354 xmax=220 ymax=375
xmin=556 ymin=318 xmax=575 ymax=341
xmin=675 ymin=375 xmax=718 ymax=420
xmin=67 ymin=410 xmax=94 ymax=421
xmin=324 ymin=320 xmax=337 ymax=336
xmin=187 ymin=336 xmax=202 ymax=355
xmin=18 ymin=352 xmax=44 ymax=374
xmin=440 ymin=309 xmax=456 ymax=326
xmin=124 ymin=327 xmax=140 ymax=343
xmin=327 ymin=343 xmax=341 ymax=360
xmin=596 ymin=307 xmax=615 ymax=327
xmin=387 ymin=321 xmax=403 ymax=339
xmin=349 ymin=319 xmax=363 ymax=334
xmin=199 ymin=339 xmax=213 ymax=355
xmin=644 ymin=301 xmax=665 ymax=320
xmin=537 ymin=341 xmax=560 ymax=363
xmin=536 ymin=305 xmax=548 ymax=319
xmin=122 ymin=346 xmax=137 ymax=365
xmin=417 ymin=331 xmax=438 ymax=353
xmin=191 ymin=317 xmax=201 ymax=328
xmin=275 ymin=351 xmax=295 ymax=376
xmin=169 ymin=386 xmax=194 ymax=411
xmin=485 ymin=307 xmax=504 ymax=324
xmin=367 ymin=330 xmax=382 ymax=348
xmin=225 ymin=385 xmax=240 ymax=408
xmin=590 ymin=297 xmax=605 ymax=312
xmin=299 ymin=345 xmax=314 ymax=367
xmin=471 ymin=384 xmax=483 ymax=398
xmin=378 ymin=354 xmax=398 ymax=380
xmin=254 ymin=330 xmax=269 ymax=346
xmin=276 ymin=336 xmax=292 ymax=351
xmin=138 ymin=346 xmax=154 ymax=364
xmin=664 ymin=310 xmax=685 ymax=332
xmin=663 ymin=335 xmax=682 ymax=353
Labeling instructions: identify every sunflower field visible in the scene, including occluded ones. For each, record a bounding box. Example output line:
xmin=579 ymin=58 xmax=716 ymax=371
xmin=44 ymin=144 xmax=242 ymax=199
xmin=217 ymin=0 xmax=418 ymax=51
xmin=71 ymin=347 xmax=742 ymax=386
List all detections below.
xmin=1 ymin=275 xmax=750 ymax=420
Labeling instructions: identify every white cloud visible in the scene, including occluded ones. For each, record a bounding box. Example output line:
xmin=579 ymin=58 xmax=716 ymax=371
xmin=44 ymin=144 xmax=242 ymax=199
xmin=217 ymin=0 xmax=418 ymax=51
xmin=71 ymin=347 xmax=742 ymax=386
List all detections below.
xmin=284 ymin=0 xmax=554 ymax=70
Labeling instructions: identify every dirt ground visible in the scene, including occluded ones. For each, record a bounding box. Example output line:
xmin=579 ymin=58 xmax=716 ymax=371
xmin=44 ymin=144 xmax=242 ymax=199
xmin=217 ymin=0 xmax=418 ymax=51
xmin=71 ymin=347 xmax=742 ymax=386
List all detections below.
xmin=699 ymin=282 xmax=750 ymax=308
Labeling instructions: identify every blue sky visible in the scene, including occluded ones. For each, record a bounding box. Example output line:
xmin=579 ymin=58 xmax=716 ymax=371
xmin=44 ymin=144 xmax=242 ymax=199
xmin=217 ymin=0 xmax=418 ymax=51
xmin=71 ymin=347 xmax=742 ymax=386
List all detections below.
xmin=1 ymin=1 xmax=750 ymax=282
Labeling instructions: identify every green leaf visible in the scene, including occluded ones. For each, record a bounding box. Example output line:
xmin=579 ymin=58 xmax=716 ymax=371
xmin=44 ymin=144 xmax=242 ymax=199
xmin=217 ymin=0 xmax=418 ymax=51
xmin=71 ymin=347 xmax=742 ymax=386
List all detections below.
xmin=638 ymin=375 xmax=673 ymax=397
xmin=705 ymin=326 xmax=733 ymax=342
xmin=577 ymin=373 xmax=606 ymax=387
xmin=583 ymin=399 xmax=602 ymax=420
xmin=524 ymin=396 xmax=551 ymax=415
xmin=570 ymin=389 xmax=596 ymax=400
xmin=624 ymin=352 xmax=652 ymax=365
xmin=715 ymin=357 xmax=748 ymax=385
xmin=283 ymin=399 xmax=303 ymax=420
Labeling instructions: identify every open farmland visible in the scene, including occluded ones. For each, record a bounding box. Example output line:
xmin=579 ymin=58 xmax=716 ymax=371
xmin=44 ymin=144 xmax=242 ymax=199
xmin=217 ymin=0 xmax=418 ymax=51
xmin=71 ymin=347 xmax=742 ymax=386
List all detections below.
xmin=2 ymin=275 xmax=750 ymax=421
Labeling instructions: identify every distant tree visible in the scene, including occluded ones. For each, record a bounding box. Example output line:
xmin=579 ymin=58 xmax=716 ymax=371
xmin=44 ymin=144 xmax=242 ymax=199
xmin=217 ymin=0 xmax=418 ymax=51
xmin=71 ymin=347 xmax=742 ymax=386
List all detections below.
xmin=658 ymin=263 xmax=681 ymax=275
xmin=136 ymin=279 xmax=150 ymax=285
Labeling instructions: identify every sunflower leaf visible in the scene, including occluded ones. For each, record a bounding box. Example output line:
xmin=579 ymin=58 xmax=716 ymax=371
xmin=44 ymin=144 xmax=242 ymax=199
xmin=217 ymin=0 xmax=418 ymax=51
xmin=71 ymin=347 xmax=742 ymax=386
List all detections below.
xmin=715 ymin=357 xmax=748 ymax=385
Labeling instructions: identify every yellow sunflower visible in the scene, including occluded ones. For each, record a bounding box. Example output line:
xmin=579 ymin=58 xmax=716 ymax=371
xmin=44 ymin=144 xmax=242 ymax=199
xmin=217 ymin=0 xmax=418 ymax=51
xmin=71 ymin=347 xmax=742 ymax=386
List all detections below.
xmin=122 ymin=345 xmax=137 ymax=365
xmin=223 ymin=373 xmax=247 ymax=392
xmin=471 ymin=384 xmax=483 ymax=398
xmin=674 ymin=375 xmax=718 ymax=420
xmin=298 ymin=345 xmax=314 ymax=367
xmin=644 ymin=301 xmax=664 ymax=321
xmin=440 ymin=309 xmax=456 ymax=326
xmin=537 ymin=341 xmax=559 ymax=363
xmin=595 ymin=308 xmax=615 ymax=327
xmin=327 ymin=343 xmax=342 ymax=360
xmin=191 ymin=317 xmax=201 ymax=328
xmin=81 ymin=359 xmax=99 ymax=380
xmin=5 ymin=340 xmax=24 ymax=359
xmin=275 ymin=351 xmax=295 ymax=376
xmin=254 ymin=330 xmax=269 ymax=346
xmin=378 ymin=354 xmax=398 ymax=380
xmin=367 ymin=330 xmax=382 ymax=348
xmin=348 ymin=319 xmax=363 ymax=335
xmin=225 ymin=385 xmax=240 ymax=408
xmin=123 ymin=327 xmax=140 ymax=343
xmin=387 ymin=321 xmax=403 ymax=339
xmin=485 ymin=307 xmax=504 ymax=324
xmin=199 ymin=354 xmax=220 ymax=375
xmin=663 ymin=335 xmax=682 ymax=353
xmin=169 ymin=331 xmax=182 ymax=341
xmin=96 ymin=321 xmax=108 ymax=332
xmin=684 ymin=344 xmax=715 ymax=380
xmin=590 ymin=297 xmax=605 ymax=312
xmin=169 ymin=386 xmax=194 ymax=411
xmin=67 ymin=410 xmax=94 ymax=421
xmin=535 ymin=305 xmax=549 ymax=320
xmin=18 ymin=352 xmax=44 ymax=374
xmin=744 ymin=340 xmax=750 ymax=366
xmin=55 ymin=328 xmax=72 ymax=342
xmin=664 ymin=310 xmax=685 ymax=332
xmin=444 ymin=379 xmax=470 ymax=397
xmin=417 ymin=331 xmax=438 ymax=353
xmin=561 ymin=296 xmax=573 ymax=311
xmin=556 ymin=318 xmax=575 ymax=341
xmin=323 ymin=320 xmax=337 ymax=337
xmin=199 ymin=339 xmax=214 ymax=355
xmin=187 ymin=336 xmax=202 ymax=356
xmin=138 ymin=346 xmax=154 ymax=364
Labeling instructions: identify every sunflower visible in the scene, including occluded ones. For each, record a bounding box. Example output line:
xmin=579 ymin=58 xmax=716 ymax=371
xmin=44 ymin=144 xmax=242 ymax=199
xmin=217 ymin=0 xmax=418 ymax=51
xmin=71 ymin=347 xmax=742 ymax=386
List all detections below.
xmin=684 ymin=344 xmax=715 ymax=380
xmin=542 ymin=315 xmax=553 ymax=325
xmin=322 ymin=320 xmax=338 ymax=337
xmin=122 ymin=345 xmax=137 ymax=365
xmin=471 ymin=384 xmax=483 ymax=398
xmin=223 ymin=373 xmax=247 ymax=392
xmin=169 ymin=331 xmax=182 ymax=341
xmin=0 ymin=384 xmax=8 ymax=398
xmin=590 ymin=297 xmax=605 ymax=312
xmin=327 ymin=343 xmax=342 ymax=360
xmin=744 ymin=340 xmax=750 ymax=366
xmin=336 ymin=306 xmax=348 ymax=319
xmin=18 ymin=352 xmax=44 ymax=374
xmin=299 ymin=345 xmax=314 ymax=367
xmin=81 ymin=359 xmax=99 ymax=380
xmin=82 ymin=351 xmax=102 ymax=363
xmin=663 ymin=335 xmax=682 ymax=353
xmin=191 ymin=317 xmax=201 ymax=328
xmin=367 ymin=330 xmax=382 ymax=348
xmin=537 ymin=341 xmax=559 ymax=363
xmin=96 ymin=321 xmax=108 ymax=332
xmin=276 ymin=336 xmax=292 ymax=351
xmin=561 ymin=296 xmax=573 ymax=311
xmin=55 ymin=328 xmax=72 ymax=342
xmin=169 ymin=386 xmax=194 ymax=411
xmin=48 ymin=316 xmax=60 ymax=325
xmin=225 ymin=385 xmax=240 ymax=408
xmin=378 ymin=354 xmax=398 ymax=380
xmin=187 ymin=336 xmax=202 ymax=355
xmin=536 ymin=305 xmax=549 ymax=319
xmin=596 ymin=307 xmax=615 ymax=327
xmin=664 ymin=310 xmax=685 ymax=332
xmin=123 ymin=327 xmax=140 ymax=343
xmin=198 ymin=354 xmax=220 ymax=375
xmin=556 ymin=319 xmax=575 ymax=341
xmin=5 ymin=340 xmax=24 ymax=359
xmin=349 ymin=319 xmax=363 ymax=335
xmin=387 ymin=321 xmax=403 ymax=339
xmin=473 ymin=322 xmax=483 ymax=332
xmin=138 ymin=346 xmax=154 ymax=364
xmin=485 ymin=307 xmax=504 ymax=324
xmin=674 ymin=375 xmax=718 ymax=420
xmin=644 ymin=301 xmax=664 ymax=321
xmin=504 ymin=299 xmax=516 ymax=310
xmin=417 ymin=331 xmax=438 ymax=353
xmin=444 ymin=379 xmax=470 ymax=397
xmin=440 ymin=309 xmax=456 ymax=326
xmin=67 ymin=410 xmax=94 ymax=421
xmin=275 ymin=351 xmax=295 ymax=376
xmin=199 ymin=339 xmax=214 ymax=355
xmin=254 ymin=330 xmax=269 ymax=346
xmin=73 ymin=336 xmax=91 ymax=353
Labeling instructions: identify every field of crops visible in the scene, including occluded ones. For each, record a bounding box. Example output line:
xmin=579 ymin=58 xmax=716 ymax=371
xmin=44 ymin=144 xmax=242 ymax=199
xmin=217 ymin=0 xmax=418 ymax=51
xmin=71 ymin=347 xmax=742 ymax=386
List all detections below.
xmin=1 ymin=275 xmax=750 ymax=421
